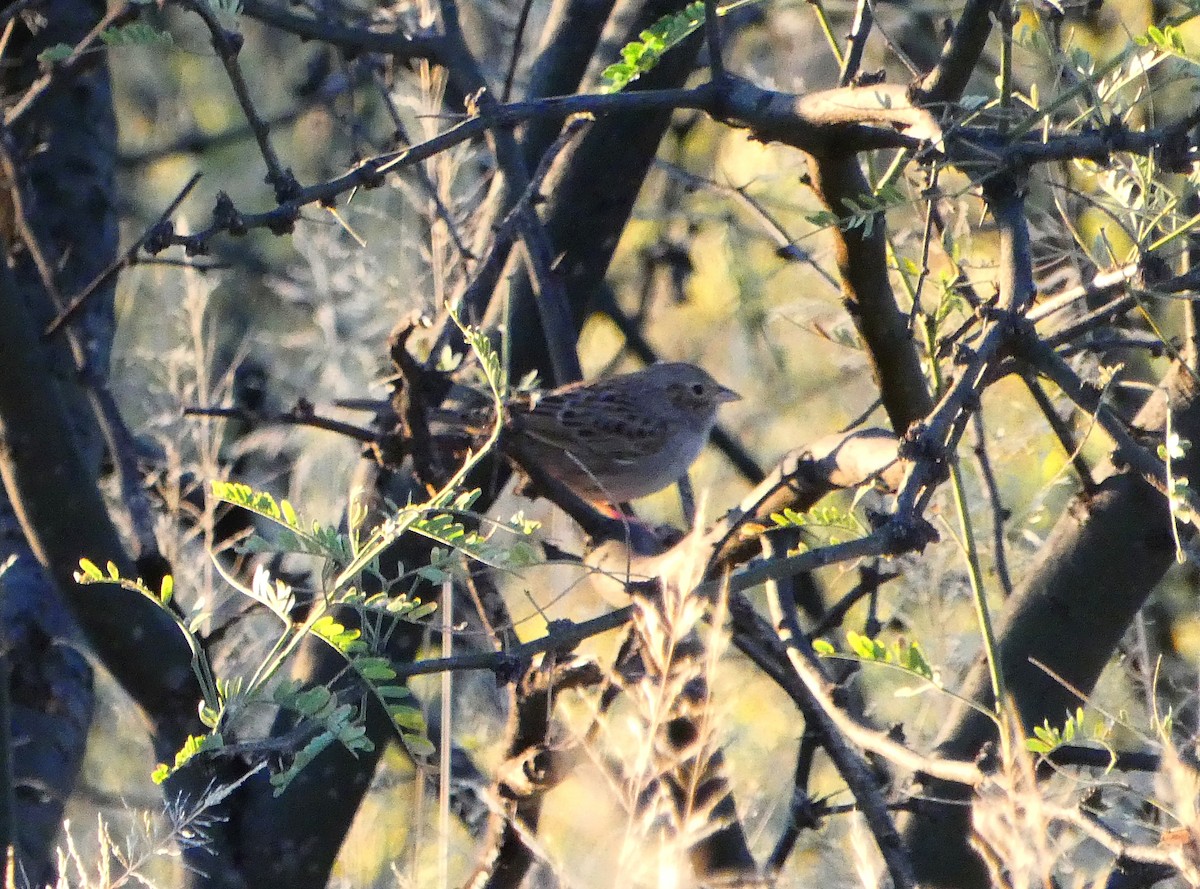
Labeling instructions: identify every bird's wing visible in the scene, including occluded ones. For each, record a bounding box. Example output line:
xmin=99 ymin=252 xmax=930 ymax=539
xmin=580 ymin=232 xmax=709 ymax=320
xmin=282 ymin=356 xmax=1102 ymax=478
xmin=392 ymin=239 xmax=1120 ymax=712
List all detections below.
xmin=513 ymin=387 xmax=668 ymax=464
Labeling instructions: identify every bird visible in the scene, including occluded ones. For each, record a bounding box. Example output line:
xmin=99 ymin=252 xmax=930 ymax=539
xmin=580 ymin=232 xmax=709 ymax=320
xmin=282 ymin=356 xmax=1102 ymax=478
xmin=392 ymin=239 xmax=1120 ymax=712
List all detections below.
xmin=503 ymin=362 xmax=740 ymax=504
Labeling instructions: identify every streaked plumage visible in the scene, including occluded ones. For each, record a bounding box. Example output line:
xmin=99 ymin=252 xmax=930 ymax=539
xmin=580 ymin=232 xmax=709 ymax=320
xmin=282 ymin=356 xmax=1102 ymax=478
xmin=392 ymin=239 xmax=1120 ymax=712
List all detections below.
xmin=505 ymin=362 xmax=739 ymax=503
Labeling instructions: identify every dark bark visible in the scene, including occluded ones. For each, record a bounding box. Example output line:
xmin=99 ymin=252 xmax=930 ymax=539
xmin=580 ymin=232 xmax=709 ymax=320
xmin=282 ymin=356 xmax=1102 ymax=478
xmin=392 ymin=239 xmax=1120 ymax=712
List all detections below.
xmin=0 ymin=1 xmax=116 ymax=881
xmin=901 ymin=340 xmax=1200 ymax=889
xmin=495 ymin=0 xmax=706 ymax=385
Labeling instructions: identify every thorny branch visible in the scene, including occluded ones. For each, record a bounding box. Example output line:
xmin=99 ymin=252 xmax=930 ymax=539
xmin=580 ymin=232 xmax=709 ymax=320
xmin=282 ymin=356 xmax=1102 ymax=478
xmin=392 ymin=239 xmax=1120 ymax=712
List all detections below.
xmin=14 ymin=0 xmax=1200 ymax=882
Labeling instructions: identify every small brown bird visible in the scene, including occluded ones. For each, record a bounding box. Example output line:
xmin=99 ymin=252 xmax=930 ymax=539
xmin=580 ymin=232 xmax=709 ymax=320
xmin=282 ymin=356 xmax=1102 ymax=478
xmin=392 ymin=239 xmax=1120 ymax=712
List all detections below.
xmin=505 ymin=362 xmax=740 ymax=504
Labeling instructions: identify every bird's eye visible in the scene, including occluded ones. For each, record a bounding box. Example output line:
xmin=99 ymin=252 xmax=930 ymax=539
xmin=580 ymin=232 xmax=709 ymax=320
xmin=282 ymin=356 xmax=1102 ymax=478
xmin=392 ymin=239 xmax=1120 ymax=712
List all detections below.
xmin=691 ymin=383 xmax=705 ymax=396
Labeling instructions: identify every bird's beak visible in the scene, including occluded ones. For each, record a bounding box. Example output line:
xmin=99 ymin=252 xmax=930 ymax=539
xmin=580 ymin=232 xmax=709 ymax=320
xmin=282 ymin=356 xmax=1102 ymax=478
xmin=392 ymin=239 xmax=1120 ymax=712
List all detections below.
xmin=717 ymin=385 xmax=741 ymax=403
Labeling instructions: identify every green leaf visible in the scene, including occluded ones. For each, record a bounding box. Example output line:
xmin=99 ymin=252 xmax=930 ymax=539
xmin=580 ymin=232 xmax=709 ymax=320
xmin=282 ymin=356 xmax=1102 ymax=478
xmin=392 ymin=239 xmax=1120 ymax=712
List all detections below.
xmin=198 ymin=702 xmax=221 ymax=729
xmin=355 ymin=657 xmax=397 ymax=681
xmin=847 ymin=631 xmax=886 ymax=661
xmin=600 ymin=1 xmax=708 ymax=93
xmin=417 ymin=564 xmax=448 ymax=584
xmin=285 ymin=685 xmax=333 ymax=717
xmin=376 ymin=684 xmax=415 ymax=700
xmin=99 ymin=22 xmax=174 ymax=48
xmin=390 ymin=704 xmax=427 ymax=732
xmin=898 ymin=641 xmax=933 ymax=680
xmin=401 ymin=734 xmax=435 ymax=758
xmin=38 ymin=44 xmax=75 ymax=64
xmin=771 ymin=507 xmax=807 ymax=528
xmin=311 ymin=615 xmax=361 ymax=651
xmin=271 ymin=733 xmax=335 ymax=795
xmin=399 ymin=600 xmax=438 ymax=620
xmin=153 ymin=732 xmax=224 ymax=783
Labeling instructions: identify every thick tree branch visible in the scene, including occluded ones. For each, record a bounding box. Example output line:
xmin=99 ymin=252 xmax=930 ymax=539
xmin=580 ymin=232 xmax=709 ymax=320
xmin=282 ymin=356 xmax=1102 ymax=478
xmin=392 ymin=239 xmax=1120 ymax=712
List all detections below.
xmin=0 ymin=250 xmax=198 ymax=735
xmin=914 ymin=0 xmax=1001 ymax=105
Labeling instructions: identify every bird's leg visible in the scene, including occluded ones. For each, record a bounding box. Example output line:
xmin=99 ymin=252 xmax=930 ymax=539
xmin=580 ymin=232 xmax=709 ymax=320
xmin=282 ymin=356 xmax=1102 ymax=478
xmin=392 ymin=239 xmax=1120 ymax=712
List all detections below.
xmin=677 ymin=474 xmax=696 ymax=527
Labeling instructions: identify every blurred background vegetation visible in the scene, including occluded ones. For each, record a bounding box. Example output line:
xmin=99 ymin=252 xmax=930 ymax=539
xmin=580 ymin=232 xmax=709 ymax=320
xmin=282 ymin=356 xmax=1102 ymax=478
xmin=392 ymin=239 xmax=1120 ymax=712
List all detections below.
xmin=25 ymin=0 xmax=1200 ymax=885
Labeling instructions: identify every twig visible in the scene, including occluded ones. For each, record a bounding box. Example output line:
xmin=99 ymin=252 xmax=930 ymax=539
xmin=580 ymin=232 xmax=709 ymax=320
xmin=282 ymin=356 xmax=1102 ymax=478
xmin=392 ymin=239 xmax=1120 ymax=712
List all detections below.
xmin=1186 ymin=188 xmax=1200 ymax=372
xmin=392 ymin=606 xmax=633 ymax=679
xmin=914 ymin=0 xmax=1002 ymax=105
xmin=1043 ymin=744 xmax=1160 ymax=773
xmin=702 ymin=428 xmax=902 ymax=573
xmin=1016 ymin=332 xmax=1184 ymax=506
xmin=970 ymin=411 xmax=1013 ymax=597
xmin=766 ymin=728 xmax=821 ymax=872
xmin=653 ymin=159 xmax=838 ymax=280
xmin=179 ymin=0 xmax=297 ymax=201
xmin=119 ymin=105 xmax=314 ymax=168
xmin=1040 ymin=267 xmax=1200 ymax=350
xmin=1022 ymin=374 xmax=1089 ymax=496
xmin=806 ymin=0 xmax=844 ymax=68
xmin=892 ymin=171 xmax=1038 ymax=522
xmin=0 ymin=0 xmax=44 ymax=30
xmin=5 ymin=1 xmax=134 ymax=127
xmin=861 ymin=0 xmax=918 ymax=77
xmin=1049 ymin=805 xmax=1196 ymax=877
xmin=45 ymin=173 xmax=202 ymax=337
xmin=183 ymin=403 xmax=377 ymax=443
xmin=469 ymin=657 xmax=602 ymax=888
xmin=0 ymin=135 xmax=67 ymax=311
xmin=703 ymin=0 xmax=725 ymax=85
xmin=761 ymin=533 xmax=914 ymax=889
xmin=463 ymin=566 xmax=516 ymax=650
xmin=808 ymin=563 xmax=899 ymax=638
xmin=439 ymin=115 xmax=591 ymax=378
xmin=729 ymin=593 xmax=982 ymax=788
xmin=1028 ymin=263 xmax=1139 ymax=324
xmin=239 ymin=0 xmax=440 ymax=59
xmin=906 ymin=166 xmax=940 ymax=328
xmin=501 ymin=0 xmax=536 ymax=103
xmin=838 ymin=0 xmax=874 ymax=87
xmin=702 ymin=528 xmax=899 ymax=600
xmin=91 ymin=386 xmax=169 ymax=572
xmin=371 ymin=70 xmax=473 ymax=261
xmin=121 ymin=81 xmax=1198 ymax=254
xmin=512 ymin=153 xmax=587 ymax=384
